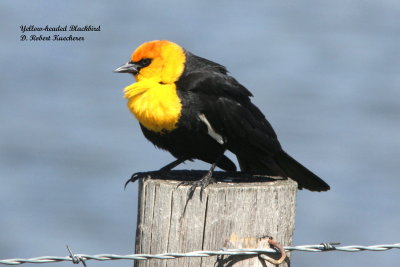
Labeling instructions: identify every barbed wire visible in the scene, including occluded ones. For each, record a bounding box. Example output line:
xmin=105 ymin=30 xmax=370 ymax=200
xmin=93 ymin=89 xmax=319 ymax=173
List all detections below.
xmin=0 ymin=243 xmax=399 ymax=265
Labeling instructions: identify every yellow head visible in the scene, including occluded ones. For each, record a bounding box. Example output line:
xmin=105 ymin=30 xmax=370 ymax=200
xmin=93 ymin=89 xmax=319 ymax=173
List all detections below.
xmin=115 ymin=40 xmax=186 ymax=84
xmin=114 ymin=40 xmax=185 ymax=132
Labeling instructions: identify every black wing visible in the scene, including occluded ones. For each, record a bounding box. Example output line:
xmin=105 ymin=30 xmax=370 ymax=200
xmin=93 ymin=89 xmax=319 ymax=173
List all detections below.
xmin=177 ymin=54 xmax=330 ymax=191
xmin=177 ymin=68 xmax=285 ymax=175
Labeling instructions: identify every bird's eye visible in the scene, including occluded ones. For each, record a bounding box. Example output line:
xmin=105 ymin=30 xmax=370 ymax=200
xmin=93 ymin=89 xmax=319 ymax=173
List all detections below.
xmin=140 ymin=58 xmax=151 ymax=67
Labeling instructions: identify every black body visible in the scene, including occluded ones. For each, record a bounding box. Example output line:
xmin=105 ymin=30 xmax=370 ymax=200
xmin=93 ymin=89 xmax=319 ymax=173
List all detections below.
xmin=140 ymin=52 xmax=330 ymax=191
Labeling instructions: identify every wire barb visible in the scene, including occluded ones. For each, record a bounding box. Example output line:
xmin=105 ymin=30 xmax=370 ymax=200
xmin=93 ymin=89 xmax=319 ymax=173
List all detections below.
xmin=67 ymin=246 xmax=87 ymax=267
xmin=320 ymin=242 xmax=340 ymax=251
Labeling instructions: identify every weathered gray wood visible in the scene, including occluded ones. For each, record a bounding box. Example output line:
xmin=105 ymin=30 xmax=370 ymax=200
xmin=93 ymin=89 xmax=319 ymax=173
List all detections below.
xmin=134 ymin=172 xmax=297 ymax=267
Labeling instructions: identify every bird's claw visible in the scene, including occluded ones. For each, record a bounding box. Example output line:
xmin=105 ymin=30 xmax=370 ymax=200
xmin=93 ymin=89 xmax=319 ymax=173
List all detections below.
xmin=177 ymin=171 xmax=215 ymax=201
xmin=124 ymin=171 xmax=154 ymax=189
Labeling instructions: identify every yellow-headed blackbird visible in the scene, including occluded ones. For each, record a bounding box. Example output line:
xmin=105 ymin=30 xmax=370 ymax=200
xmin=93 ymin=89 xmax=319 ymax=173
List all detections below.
xmin=115 ymin=40 xmax=330 ymax=192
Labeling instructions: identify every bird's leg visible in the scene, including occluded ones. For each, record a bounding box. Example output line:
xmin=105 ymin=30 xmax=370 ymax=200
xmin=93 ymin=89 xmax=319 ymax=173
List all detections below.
xmin=159 ymin=158 xmax=186 ymax=171
xmin=125 ymin=158 xmax=186 ymax=189
xmin=179 ymin=153 xmax=224 ymax=201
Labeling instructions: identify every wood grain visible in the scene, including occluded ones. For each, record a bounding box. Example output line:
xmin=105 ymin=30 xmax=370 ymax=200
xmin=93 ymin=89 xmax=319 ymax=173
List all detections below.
xmin=134 ymin=172 xmax=297 ymax=267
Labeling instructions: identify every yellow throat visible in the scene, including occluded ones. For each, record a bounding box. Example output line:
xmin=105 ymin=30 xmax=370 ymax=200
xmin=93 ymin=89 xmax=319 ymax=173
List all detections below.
xmin=122 ymin=40 xmax=186 ymax=132
xmin=124 ymin=80 xmax=182 ymax=132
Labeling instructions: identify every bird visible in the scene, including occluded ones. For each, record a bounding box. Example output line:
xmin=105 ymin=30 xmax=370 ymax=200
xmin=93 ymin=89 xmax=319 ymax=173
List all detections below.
xmin=114 ymin=40 xmax=330 ymax=193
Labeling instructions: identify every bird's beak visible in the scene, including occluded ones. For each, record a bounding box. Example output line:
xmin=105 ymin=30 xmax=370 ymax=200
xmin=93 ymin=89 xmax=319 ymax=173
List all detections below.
xmin=114 ymin=62 xmax=139 ymax=75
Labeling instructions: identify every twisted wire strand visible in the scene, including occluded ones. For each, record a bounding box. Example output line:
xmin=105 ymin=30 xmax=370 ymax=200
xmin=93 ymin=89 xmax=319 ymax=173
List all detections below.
xmin=1 ymin=243 xmax=399 ymax=265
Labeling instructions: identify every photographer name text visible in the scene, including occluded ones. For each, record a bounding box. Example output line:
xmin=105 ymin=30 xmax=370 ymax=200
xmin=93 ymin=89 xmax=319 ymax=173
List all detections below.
xmin=20 ymin=25 xmax=101 ymax=42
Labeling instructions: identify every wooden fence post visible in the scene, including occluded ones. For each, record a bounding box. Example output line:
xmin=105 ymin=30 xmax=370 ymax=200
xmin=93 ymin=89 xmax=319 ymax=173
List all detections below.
xmin=134 ymin=171 xmax=297 ymax=267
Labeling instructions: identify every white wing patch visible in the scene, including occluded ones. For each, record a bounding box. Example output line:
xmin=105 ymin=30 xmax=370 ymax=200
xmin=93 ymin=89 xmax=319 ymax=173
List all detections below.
xmin=198 ymin=113 xmax=225 ymax=144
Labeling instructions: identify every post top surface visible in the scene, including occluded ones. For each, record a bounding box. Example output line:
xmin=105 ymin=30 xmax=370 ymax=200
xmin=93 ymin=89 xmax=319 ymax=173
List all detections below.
xmin=139 ymin=170 xmax=298 ymax=190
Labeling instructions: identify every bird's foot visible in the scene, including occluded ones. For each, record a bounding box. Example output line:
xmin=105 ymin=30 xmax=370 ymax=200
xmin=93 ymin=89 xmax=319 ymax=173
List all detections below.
xmin=124 ymin=171 xmax=163 ymax=189
xmin=177 ymin=170 xmax=216 ymax=201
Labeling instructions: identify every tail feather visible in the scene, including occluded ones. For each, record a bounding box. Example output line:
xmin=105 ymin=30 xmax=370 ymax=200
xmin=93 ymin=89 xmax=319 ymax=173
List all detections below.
xmin=237 ymin=151 xmax=330 ymax=192
xmin=274 ymin=151 xmax=330 ymax=192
